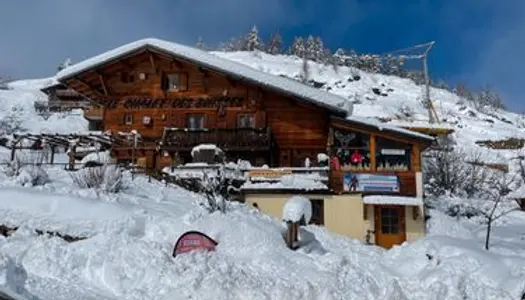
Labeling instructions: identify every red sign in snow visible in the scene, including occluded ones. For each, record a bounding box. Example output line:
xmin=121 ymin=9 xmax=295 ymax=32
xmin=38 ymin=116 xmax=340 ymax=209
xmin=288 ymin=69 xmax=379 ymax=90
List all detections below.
xmin=172 ymin=231 xmax=218 ymax=257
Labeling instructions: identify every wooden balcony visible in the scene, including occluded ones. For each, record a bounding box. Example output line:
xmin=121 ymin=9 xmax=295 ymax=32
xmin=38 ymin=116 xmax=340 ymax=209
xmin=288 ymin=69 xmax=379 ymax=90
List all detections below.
xmin=329 ymin=170 xmax=417 ymax=196
xmin=161 ymin=127 xmax=272 ymax=151
xmin=83 ymin=106 xmax=103 ymax=120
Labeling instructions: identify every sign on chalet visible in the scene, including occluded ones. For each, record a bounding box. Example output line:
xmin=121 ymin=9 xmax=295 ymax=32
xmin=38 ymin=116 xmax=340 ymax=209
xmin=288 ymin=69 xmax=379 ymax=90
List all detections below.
xmin=56 ymin=38 xmax=435 ymax=248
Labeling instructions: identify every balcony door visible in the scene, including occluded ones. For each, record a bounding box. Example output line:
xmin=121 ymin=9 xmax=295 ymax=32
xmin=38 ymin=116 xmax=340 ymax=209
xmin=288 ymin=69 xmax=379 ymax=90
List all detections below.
xmin=374 ymin=205 xmax=406 ymax=248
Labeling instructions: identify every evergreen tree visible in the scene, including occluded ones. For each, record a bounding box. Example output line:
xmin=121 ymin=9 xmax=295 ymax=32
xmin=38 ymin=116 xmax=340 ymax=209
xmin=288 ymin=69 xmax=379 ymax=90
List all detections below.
xmin=57 ymin=58 xmax=72 ymax=72
xmin=266 ymin=31 xmax=282 ymax=55
xmin=333 ymin=48 xmax=347 ymax=65
xmin=289 ymin=36 xmax=306 ymax=58
xmin=244 ymin=25 xmax=264 ymax=51
xmin=304 ymin=35 xmax=325 ymax=62
xmin=195 ymin=36 xmax=206 ymax=50
xmin=218 ymin=37 xmax=244 ymax=52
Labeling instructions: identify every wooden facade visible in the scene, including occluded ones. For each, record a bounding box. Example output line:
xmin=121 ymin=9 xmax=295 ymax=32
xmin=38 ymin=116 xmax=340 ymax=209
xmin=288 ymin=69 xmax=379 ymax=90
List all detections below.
xmin=38 ymin=83 xmax=91 ymax=112
xmin=57 ymin=43 xmax=432 ymax=197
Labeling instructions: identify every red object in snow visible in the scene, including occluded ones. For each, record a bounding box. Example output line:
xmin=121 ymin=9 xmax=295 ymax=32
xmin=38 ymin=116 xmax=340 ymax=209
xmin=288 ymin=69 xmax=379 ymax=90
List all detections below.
xmin=172 ymin=231 xmax=218 ymax=257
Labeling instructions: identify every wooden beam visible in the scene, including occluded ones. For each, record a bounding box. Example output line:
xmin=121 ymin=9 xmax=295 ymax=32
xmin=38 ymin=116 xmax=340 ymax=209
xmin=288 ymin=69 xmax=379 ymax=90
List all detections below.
xmin=98 ymin=73 xmax=109 ymax=96
xmin=370 ymin=135 xmax=377 ymax=171
xmin=71 ymin=78 xmax=105 ymax=99
xmin=149 ymin=52 xmax=157 ymax=74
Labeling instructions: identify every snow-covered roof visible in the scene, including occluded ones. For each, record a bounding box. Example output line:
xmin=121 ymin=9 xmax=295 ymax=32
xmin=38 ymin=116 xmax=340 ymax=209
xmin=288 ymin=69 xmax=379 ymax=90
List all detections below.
xmin=340 ymin=116 xmax=435 ymax=141
xmin=282 ymin=196 xmax=312 ymax=223
xmin=362 ymin=195 xmax=423 ymax=206
xmin=56 ymin=38 xmax=348 ymax=115
xmin=241 ymin=174 xmax=328 ymax=191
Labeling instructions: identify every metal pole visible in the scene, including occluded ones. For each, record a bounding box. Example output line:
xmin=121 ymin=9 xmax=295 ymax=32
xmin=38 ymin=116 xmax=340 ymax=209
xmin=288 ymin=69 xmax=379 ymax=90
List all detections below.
xmin=422 ymin=41 xmax=436 ymax=124
xmin=131 ymin=133 xmax=137 ymax=180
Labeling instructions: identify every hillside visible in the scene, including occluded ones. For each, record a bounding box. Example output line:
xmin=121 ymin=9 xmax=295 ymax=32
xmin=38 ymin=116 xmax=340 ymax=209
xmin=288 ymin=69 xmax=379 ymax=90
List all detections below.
xmin=0 ymin=51 xmax=524 ymax=299
xmin=215 ymin=51 xmax=525 ymax=166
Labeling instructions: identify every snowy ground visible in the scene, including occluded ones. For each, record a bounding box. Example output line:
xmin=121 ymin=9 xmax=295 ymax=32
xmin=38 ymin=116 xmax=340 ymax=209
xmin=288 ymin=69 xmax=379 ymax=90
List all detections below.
xmin=0 ymin=165 xmax=523 ymax=300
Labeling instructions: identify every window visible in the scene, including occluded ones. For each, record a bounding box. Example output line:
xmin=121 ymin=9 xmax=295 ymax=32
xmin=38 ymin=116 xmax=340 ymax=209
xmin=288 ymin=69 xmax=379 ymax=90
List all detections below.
xmin=162 ymin=73 xmax=188 ymax=91
xmin=310 ymin=199 xmax=324 ymax=225
xmin=121 ymin=72 xmax=134 ymax=83
xmin=380 ymin=207 xmax=400 ymax=234
xmin=332 ymin=129 xmax=371 ymax=171
xmin=376 ymin=137 xmax=411 ymax=171
xmin=237 ymin=113 xmax=255 ymax=128
xmin=186 ymin=114 xmax=205 ymax=129
xmin=124 ymin=114 xmax=133 ymax=125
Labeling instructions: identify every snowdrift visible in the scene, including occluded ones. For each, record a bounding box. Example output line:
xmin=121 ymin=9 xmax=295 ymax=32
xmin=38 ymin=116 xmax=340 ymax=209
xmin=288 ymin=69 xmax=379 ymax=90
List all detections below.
xmin=0 ymin=167 xmax=523 ymax=300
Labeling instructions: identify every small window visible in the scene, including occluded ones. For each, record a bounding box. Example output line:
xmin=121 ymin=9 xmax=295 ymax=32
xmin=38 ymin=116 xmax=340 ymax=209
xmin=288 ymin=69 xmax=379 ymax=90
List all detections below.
xmin=121 ymin=72 xmax=134 ymax=83
xmin=162 ymin=73 xmax=188 ymax=91
xmin=186 ymin=114 xmax=205 ymax=129
xmin=376 ymin=137 xmax=412 ymax=171
xmin=124 ymin=114 xmax=133 ymax=125
xmin=237 ymin=114 xmax=255 ymax=128
xmin=310 ymin=199 xmax=324 ymax=225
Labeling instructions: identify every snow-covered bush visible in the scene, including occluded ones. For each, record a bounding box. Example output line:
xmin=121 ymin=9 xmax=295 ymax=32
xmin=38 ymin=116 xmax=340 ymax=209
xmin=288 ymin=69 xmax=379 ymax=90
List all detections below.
xmin=16 ymin=165 xmax=50 ymax=187
xmin=3 ymin=151 xmax=47 ymax=177
xmin=70 ymin=164 xmax=124 ymax=193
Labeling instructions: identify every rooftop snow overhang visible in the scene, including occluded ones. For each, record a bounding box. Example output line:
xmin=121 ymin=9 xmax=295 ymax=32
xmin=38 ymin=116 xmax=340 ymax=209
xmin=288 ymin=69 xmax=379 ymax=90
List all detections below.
xmin=362 ymin=195 xmax=423 ymax=206
xmin=56 ymin=38 xmax=348 ymax=117
xmin=331 ymin=116 xmax=435 ymax=143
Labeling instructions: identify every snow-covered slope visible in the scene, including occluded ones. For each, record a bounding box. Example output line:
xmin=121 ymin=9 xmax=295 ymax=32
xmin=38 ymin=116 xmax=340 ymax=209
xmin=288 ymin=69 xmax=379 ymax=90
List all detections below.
xmin=0 ymin=78 xmax=87 ymax=135
xmin=0 ymin=167 xmax=523 ymax=299
xmin=215 ymin=51 xmax=525 ymax=165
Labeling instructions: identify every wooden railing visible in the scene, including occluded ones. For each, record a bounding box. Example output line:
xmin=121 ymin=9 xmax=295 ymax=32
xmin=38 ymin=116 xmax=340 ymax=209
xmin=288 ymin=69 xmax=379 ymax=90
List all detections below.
xmin=83 ymin=106 xmax=103 ymax=120
xmin=161 ymin=127 xmax=272 ymax=151
xmin=329 ymin=170 xmax=417 ymax=196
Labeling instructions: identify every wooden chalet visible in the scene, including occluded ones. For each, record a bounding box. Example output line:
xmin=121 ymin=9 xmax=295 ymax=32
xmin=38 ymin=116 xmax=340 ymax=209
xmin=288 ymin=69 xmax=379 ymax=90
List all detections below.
xmin=38 ymin=82 xmax=92 ymax=112
xmin=55 ymin=38 xmax=435 ymax=248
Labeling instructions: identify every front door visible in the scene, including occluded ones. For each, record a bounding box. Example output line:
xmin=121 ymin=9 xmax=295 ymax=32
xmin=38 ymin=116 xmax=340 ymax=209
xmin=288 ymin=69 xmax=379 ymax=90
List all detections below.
xmin=374 ymin=205 xmax=406 ymax=248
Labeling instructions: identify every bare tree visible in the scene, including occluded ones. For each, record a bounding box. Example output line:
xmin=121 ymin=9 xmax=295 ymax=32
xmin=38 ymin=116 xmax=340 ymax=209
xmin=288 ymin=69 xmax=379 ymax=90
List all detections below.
xmin=300 ymin=58 xmax=310 ymax=83
xmin=477 ymin=171 xmax=520 ymax=250
xmin=194 ymin=164 xmax=237 ymax=213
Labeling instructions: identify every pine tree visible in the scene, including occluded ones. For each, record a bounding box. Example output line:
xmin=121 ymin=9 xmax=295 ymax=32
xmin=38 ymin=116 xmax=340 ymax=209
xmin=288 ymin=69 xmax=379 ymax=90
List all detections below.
xmin=244 ymin=25 xmax=264 ymax=51
xmin=266 ymin=31 xmax=282 ymax=55
xmin=57 ymin=58 xmax=72 ymax=72
xmin=314 ymin=36 xmax=326 ymax=62
xmin=289 ymin=36 xmax=306 ymax=58
xmin=333 ymin=48 xmax=347 ymax=65
xmin=218 ymin=37 xmax=244 ymax=52
xmin=196 ymin=36 xmax=206 ymax=50
xmin=305 ymin=35 xmax=317 ymax=60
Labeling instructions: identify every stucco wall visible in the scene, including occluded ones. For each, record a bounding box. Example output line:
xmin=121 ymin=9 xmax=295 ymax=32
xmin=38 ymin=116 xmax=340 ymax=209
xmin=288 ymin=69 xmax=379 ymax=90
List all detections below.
xmin=244 ymin=193 xmax=426 ymax=245
xmin=405 ymin=205 xmax=425 ymax=242
xmin=245 ymin=193 xmax=370 ymax=242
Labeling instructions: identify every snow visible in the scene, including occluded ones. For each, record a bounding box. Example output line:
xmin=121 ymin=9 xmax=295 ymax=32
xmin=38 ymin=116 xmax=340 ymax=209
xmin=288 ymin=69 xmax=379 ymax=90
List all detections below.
xmin=80 ymin=151 xmax=113 ymax=165
xmin=56 ymin=38 xmax=349 ymax=115
xmin=2 ymin=42 xmax=525 ymax=299
xmin=241 ymin=174 xmax=329 ymax=191
xmin=509 ymin=184 xmax=525 ymax=199
xmin=363 ymin=195 xmax=423 ymax=206
xmin=317 ymin=153 xmax=329 ymax=162
xmin=7 ymin=77 xmax=58 ymax=90
xmin=0 ymin=85 xmax=87 ymax=136
xmin=282 ymin=196 xmax=312 ymax=223
xmin=191 ymin=144 xmax=222 ymax=158
xmin=0 ymin=166 xmax=521 ymax=299
xmin=215 ymin=50 xmax=525 ymax=167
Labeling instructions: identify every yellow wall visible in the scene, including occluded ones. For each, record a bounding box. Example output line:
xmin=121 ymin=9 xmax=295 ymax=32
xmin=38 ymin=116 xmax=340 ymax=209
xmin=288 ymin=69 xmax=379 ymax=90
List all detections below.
xmin=245 ymin=193 xmax=426 ymax=245
xmin=405 ymin=205 xmax=425 ymax=242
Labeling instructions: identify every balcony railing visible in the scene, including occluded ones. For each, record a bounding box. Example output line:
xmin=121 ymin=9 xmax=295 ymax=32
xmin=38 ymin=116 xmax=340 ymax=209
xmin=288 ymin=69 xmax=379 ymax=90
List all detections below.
xmin=161 ymin=127 xmax=272 ymax=151
xmin=83 ymin=107 xmax=104 ymax=120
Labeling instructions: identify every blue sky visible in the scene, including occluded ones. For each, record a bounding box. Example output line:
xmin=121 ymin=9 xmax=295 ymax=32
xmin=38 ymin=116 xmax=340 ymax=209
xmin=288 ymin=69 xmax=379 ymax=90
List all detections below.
xmin=1 ymin=0 xmax=524 ymax=111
